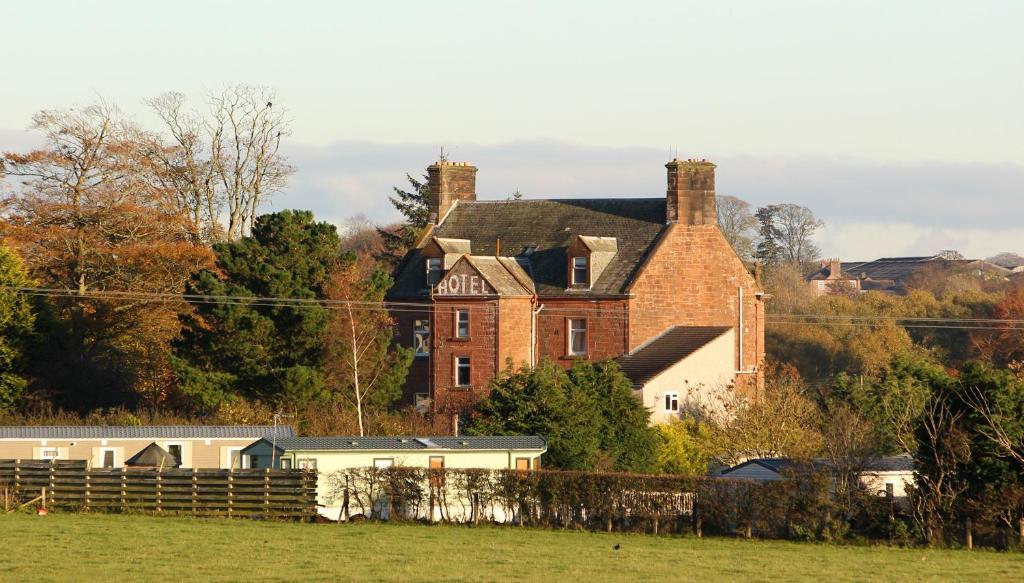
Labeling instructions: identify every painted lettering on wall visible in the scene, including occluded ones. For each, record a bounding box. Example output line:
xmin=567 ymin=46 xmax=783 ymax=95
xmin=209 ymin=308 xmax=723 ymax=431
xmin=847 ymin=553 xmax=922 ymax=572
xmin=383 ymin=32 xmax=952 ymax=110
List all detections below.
xmin=437 ymin=273 xmax=489 ymax=296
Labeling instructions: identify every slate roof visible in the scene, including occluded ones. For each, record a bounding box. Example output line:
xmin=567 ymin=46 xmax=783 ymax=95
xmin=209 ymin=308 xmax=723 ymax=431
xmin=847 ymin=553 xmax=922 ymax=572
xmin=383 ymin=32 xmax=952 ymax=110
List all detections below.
xmin=462 ymin=256 xmax=535 ymax=296
xmin=389 ymin=198 xmax=669 ymax=298
xmin=615 ymin=326 xmax=732 ymax=387
xmin=125 ymin=442 xmax=180 ymax=468
xmin=840 ymin=256 xmax=947 ymax=282
xmin=861 ymin=455 xmax=915 ymax=472
xmin=247 ymin=435 xmax=547 ymax=452
xmin=0 ymin=425 xmax=295 ymax=440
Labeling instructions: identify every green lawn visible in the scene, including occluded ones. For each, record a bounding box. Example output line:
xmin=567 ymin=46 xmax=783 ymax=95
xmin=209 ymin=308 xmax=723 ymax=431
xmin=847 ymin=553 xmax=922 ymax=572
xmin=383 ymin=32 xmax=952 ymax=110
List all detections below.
xmin=1 ymin=514 xmax=1022 ymax=582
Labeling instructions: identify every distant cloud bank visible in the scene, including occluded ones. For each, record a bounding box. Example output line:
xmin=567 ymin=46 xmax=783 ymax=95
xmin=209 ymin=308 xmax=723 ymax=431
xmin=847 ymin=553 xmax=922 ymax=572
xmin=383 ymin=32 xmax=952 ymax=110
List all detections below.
xmin=4 ymin=129 xmax=1021 ymax=260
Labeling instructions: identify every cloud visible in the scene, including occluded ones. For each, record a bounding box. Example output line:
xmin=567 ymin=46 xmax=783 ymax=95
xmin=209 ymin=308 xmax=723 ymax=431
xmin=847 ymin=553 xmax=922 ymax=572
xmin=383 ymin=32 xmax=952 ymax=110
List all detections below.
xmin=5 ymin=129 xmax=1021 ymax=259
xmin=280 ymin=139 xmax=1023 ymax=259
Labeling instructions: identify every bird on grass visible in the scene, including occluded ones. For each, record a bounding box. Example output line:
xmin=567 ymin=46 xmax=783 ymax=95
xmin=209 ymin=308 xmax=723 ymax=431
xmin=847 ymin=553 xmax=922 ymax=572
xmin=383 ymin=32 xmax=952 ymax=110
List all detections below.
xmin=613 ymin=544 xmax=621 ymax=551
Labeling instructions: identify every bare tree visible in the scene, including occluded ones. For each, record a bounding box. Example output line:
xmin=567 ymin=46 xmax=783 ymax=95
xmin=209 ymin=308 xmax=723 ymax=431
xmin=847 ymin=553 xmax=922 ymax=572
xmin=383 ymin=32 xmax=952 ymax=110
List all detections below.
xmin=772 ymin=203 xmax=823 ymax=265
xmin=147 ymin=85 xmax=293 ymax=241
xmin=716 ymin=195 xmax=758 ymax=262
xmin=962 ymin=385 xmax=1024 ymax=465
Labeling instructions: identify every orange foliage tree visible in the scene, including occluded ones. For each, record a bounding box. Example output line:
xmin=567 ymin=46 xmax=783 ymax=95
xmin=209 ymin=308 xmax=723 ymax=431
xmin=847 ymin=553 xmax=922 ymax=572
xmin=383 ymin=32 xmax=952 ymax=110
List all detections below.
xmin=0 ymin=102 xmax=214 ymax=407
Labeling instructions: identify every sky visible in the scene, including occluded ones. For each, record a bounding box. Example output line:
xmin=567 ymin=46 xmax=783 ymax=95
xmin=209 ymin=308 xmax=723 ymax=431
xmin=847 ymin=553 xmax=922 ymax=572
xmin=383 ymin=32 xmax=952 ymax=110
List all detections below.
xmin=3 ymin=0 xmax=1022 ymax=260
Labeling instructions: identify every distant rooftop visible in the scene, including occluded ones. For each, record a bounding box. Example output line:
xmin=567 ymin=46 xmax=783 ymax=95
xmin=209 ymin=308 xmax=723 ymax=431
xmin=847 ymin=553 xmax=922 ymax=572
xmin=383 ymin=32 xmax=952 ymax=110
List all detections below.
xmin=0 ymin=425 xmax=295 ymax=440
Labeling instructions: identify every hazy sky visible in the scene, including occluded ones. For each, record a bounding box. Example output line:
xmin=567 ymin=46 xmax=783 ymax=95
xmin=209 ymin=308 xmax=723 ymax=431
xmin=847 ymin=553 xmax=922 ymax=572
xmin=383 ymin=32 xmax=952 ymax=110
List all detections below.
xmin=3 ymin=0 xmax=1022 ymax=259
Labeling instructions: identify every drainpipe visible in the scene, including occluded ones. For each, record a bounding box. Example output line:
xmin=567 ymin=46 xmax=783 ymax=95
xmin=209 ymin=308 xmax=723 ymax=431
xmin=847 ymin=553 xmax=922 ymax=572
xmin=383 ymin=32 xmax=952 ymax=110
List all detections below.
xmin=738 ymin=286 xmax=744 ymax=371
xmin=531 ymin=303 xmax=545 ymax=366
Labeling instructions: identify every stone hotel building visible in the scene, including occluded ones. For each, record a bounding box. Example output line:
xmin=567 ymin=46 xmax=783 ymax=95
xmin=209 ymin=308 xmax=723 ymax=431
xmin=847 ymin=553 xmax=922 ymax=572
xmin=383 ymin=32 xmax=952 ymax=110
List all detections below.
xmin=387 ymin=157 xmax=765 ymax=431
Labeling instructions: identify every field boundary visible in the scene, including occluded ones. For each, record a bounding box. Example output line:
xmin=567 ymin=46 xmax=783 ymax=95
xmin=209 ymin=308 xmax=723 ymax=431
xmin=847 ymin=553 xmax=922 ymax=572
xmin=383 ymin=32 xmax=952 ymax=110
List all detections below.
xmin=0 ymin=459 xmax=317 ymax=519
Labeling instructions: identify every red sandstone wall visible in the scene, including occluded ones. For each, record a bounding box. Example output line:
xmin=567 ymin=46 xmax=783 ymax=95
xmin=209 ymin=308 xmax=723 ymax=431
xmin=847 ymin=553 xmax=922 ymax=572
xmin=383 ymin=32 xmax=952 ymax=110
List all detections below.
xmin=627 ymin=224 xmax=765 ymax=395
xmin=535 ymin=298 xmax=629 ymax=367
xmin=497 ymin=297 xmax=533 ymax=372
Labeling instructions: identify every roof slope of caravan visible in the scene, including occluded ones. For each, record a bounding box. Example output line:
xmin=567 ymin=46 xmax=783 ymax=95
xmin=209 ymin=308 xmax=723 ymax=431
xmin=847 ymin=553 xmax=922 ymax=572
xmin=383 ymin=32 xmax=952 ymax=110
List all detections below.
xmin=0 ymin=425 xmax=295 ymax=440
xmin=388 ymin=198 xmax=669 ymax=298
xmin=253 ymin=435 xmax=547 ymax=452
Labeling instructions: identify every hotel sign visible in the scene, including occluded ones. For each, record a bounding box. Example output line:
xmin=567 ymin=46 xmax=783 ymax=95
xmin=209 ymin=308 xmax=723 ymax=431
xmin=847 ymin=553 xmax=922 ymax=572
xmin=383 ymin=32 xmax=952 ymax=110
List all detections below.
xmin=435 ymin=270 xmax=493 ymax=297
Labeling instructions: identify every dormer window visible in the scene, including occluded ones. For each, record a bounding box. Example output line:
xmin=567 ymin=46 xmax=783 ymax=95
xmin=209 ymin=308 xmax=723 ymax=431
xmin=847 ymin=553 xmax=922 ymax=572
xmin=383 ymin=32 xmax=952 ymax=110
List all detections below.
xmin=571 ymin=256 xmax=589 ymax=286
xmin=426 ymin=258 xmax=442 ymax=285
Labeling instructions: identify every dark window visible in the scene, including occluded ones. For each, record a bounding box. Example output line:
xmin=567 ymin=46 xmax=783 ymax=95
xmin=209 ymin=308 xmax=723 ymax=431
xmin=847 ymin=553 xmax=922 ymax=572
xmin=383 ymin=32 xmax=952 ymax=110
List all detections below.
xmin=426 ymin=258 xmax=442 ymax=285
xmin=572 ymin=256 xmax=588 ymax=286
xmin=167 ymin=444 xmax=183 ymax=466
xmin=885 ymin=482 xmax=894 ymax=498
xmin=665 ymin=392 xmax=679 ymax=412
xmin=280 ymin=458 xmax=292 ymax=470
xmin=249 ymin=455 xmax=259 ymax=469
xmin=568 ymin=319 xmax=587 ymax=355
xmin=102 ymin=450 xmax=115 ymax=469
xmin=455 ymin=309 xmax=470 ymax=338
xmin=455 ymin=356 xmax=471 ymax=386
xmin=413 ymin=320 xmax=430 ymax=356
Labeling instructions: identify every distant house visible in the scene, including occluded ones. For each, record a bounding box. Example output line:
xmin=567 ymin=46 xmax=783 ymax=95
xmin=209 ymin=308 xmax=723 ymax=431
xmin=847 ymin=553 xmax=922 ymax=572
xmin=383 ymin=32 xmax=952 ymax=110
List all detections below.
xmin=807 ymin=255 xmax=1011 ymax=295
xmin=615 ymin=326 xmax=737 ymax=424
xmin=807 ymin=258 xmax=861 ymax=297
xmin=720 ymin=455 xmax=916 ymax=500
xmin=242 ymin=435 xmax=546 ymax=520
xmin=0 ymin=425 xmax=295 ymax=469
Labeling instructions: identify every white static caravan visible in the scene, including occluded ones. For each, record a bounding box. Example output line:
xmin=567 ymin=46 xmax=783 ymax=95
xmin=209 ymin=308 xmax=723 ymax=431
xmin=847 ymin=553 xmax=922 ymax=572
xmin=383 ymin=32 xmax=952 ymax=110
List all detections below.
xmin=242 ymin=435 xmax=546 ymax=520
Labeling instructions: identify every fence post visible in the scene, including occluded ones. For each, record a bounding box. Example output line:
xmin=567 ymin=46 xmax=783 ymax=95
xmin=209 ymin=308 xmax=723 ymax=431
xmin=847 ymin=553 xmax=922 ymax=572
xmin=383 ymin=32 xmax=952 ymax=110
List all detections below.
xmin=267 ymin=467 xmax=273 ymax=517
xmin=1019 ymin=516 xmax=1024 ymax=549
xmin=693 ymin=498 xmax=702 ymax=538
xmin=120 ymin=467 xmax=127 ymax=511
xmin=48 ymin=459 xmax=56 ymax=506
xmin=965 ymin=517 xmax=973 ymax=550
xmin=155 ymin=469 xmax=162 ymax=513
xmin=84 ymin=470 xmax=91 ymax=511
xmin=227 ymin=469 xmax=234 ymax=518
xmin=14 ymin=459 xmax=21 ymax=494
xmin=653 ymin=511 xmax=660 ymax=536
xmin=192 ymin=471 xmax=198 ymax=514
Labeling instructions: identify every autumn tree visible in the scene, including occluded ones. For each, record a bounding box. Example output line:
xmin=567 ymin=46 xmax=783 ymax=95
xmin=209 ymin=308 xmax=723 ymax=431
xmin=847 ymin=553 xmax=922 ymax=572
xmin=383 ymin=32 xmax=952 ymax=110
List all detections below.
xmin=0 ymin=102 xmax=214 ymax=407
xmin=323 ymin=254 xmax=413 ymax=436
xmin=702 ymin=363 xmax=823 ymax=465
xmin=975 ymin=283 xmax=1024 ymax=366
xmin=147 ymin=85 xmax=293 ymax=241
xmin=717 ymin=195 xmax=758 ymax=262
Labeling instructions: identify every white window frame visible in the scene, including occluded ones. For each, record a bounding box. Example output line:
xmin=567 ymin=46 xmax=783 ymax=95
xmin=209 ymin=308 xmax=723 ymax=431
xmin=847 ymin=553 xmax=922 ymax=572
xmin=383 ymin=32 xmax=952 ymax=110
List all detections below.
xmin=280 ymin=458 xmax=293 ymax=470
xmin=39 ymin=448 xmax=60 ymax=460
xmin=374 ymin=458 xmax=394 ymax=469
xmin=568 ymin=318 xmax=587 ymax=356
xmin=297 ymin=458 xmax=317 ymax=471
xmin=455 ymin=356 xmax=471 ymax=387
xmin=98 ymin=447 xmax=118 ymax=469
xmin=664 ymin=392 xmax=679 ymax=413
xmin=817 ymin=280 xmax=825 ymax=290
xmin=455 ymin=308 xmax=470 ymax=338
xmin=426 ymin=258 xmax=442 ymax=285
xmin=572 ymin=256 xmax=589 ymax=286
xmin=413 ymin=319 xmax=430 ymax=357
xmin=226 ymin=447 xmax=243 ymax=470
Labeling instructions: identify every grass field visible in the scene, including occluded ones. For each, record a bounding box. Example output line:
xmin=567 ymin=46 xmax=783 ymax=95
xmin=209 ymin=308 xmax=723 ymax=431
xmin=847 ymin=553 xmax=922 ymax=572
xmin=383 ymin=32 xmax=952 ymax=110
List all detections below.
xmin=1 ymin=514 xmax=1023 ymax=582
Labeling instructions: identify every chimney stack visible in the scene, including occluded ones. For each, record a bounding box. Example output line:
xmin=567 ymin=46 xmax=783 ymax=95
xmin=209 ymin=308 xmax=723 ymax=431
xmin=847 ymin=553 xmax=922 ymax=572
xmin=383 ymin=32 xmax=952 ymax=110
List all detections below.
xmin=665 ymin=158 xmax=717 ymax=225
xmin=427 ymin=160 xmax=477 ymax=224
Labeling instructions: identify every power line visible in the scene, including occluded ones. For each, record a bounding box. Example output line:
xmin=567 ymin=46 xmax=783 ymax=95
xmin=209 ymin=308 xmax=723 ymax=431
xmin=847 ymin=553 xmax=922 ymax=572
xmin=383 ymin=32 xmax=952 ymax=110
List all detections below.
xmin=4 ymin=286 xmax=1023 ymax=332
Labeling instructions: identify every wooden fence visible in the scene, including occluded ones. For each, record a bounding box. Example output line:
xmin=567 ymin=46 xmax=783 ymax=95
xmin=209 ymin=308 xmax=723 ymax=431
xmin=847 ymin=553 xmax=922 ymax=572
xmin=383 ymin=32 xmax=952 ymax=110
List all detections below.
xmin=0 ymin=459 xmax=317 ymax=519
